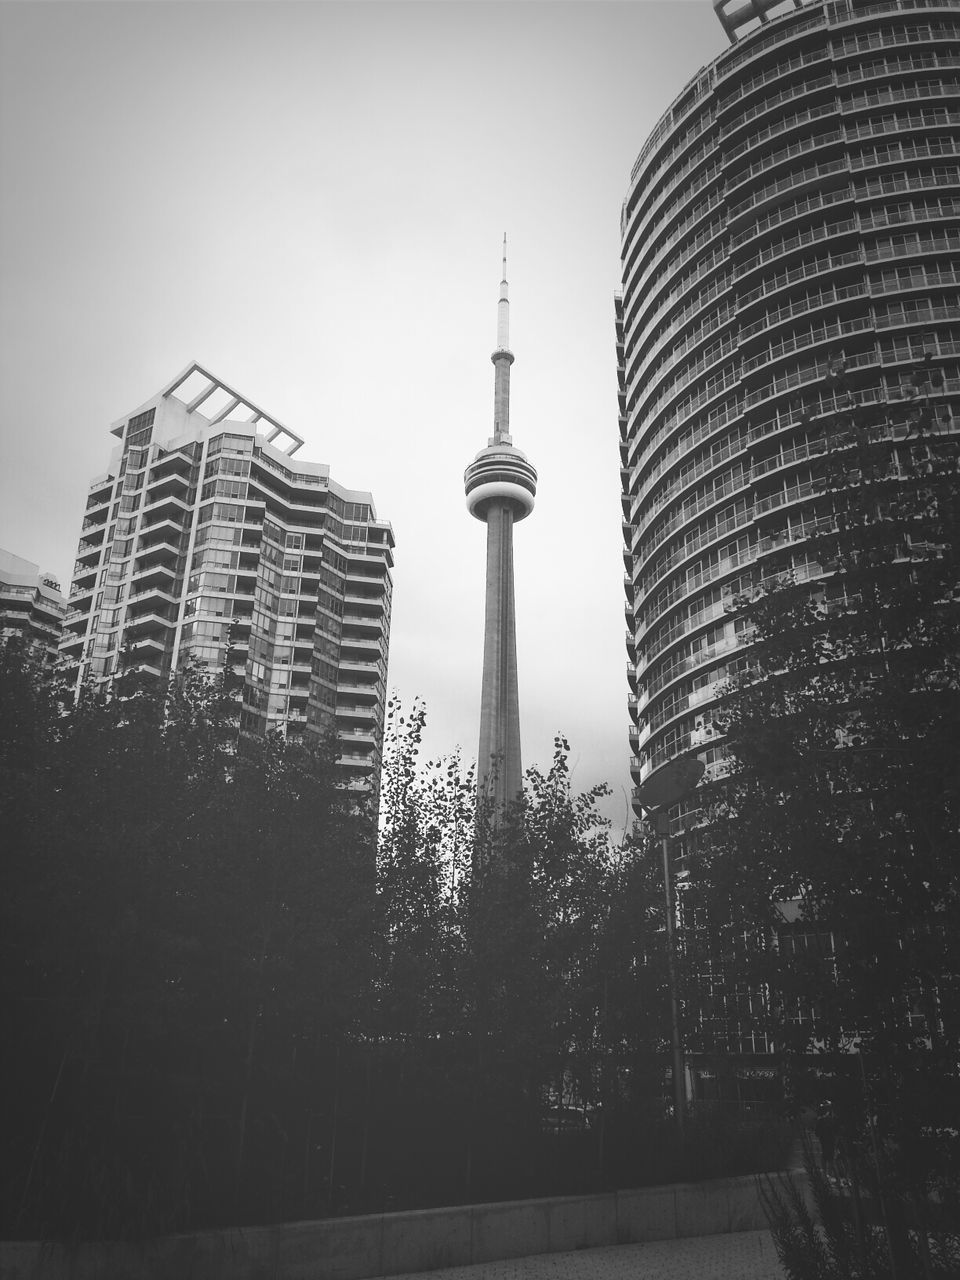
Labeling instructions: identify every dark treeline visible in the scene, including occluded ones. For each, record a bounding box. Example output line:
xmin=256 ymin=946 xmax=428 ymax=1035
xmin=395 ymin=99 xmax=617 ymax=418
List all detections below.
xmin=686 ymin=391 xmax=960 ymax=1276
xmin=3 ymin=649 xmax=778 ymax=1243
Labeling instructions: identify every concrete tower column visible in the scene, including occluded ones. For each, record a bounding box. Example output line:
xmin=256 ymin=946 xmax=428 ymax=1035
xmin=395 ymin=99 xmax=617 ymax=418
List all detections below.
xmin=464 ymin=238 xmax=537 ymax=812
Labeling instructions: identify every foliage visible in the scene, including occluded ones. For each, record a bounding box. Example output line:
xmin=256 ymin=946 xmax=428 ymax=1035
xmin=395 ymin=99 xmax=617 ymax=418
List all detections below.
xmin=1 ymin=643 xmax=374 ymax=1240
xmin=1 ymin=652 xmax=797 ymax=1242
xmin=682 ymin=363 xmax=960 ymax=1252
xmin=371 ymin=703 xmax=784 ymax=1206
xmin=760 ymin=1137 xmax=960 ymax=1279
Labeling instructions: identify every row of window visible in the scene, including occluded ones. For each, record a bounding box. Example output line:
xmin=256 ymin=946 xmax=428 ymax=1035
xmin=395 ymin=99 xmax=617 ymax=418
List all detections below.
xmin=627 ymin=188 xmax=947 ymax=378
xmin=626 ymin=145 xmax=960 ymax=354
xmin=627 ymin=76 xmax=960 ymax=283
xmin=626 ymin=14 xmax=960 ymax=244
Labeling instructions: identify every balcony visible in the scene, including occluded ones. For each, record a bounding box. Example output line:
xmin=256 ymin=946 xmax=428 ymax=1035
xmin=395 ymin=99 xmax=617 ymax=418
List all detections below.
xmin=342 ymin=611 xmax=384 ymax=631
xmin=338 ymin=724 xmax=376 ymax=742
xmin=68 ymin=585 xmax=95 ymax=610
xmin=130 ymin=561 xmax=179 ymax=593
xmin=127 ymin=583 xmax=180 ymax=612
xmin=71 ymin=563 xmax=97 ymax=590
xmin=336 ymin=701 xmax=377 ymax=719
xmin=124 ymin=610 xmax=177 ymax=637
xmin=75 ymin=538 xmax=103 ymax=565
xmin=337 ymin=679 xmax=380 ymax=699
xmin=141 ymin=492 xmax=192 ymax=522
xmin=339 ymin=657 xmax=382 ymax=680
xmin=134 ymin=539 xmax=183 ymax=570
xmin=139 ymin=511 xmax=187 ymax=538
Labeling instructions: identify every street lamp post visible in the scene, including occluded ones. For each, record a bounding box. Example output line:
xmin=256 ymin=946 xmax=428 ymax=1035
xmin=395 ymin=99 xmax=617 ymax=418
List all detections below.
xmin=635 ymin=755 xmax=705 ymax=1136
xmin=656 ymin=808 xmax=686 ymax=1132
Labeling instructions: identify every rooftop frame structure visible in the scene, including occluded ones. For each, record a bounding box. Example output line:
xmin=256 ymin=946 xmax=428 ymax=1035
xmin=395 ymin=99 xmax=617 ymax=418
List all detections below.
xmin=109 ymin=362 xmax=305 ymax=457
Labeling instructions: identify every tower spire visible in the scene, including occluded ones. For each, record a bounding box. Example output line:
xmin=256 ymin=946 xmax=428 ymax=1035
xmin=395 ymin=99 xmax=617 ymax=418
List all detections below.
xmin=497 ymin=233 xmax=510 ymax=353
xmin=492 ymin=234 xmax=514 ymax=443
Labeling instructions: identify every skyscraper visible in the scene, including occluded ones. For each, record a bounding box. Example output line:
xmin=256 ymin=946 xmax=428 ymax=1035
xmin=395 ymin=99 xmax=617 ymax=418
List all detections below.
xmin=619 ymin=0 xmax=960 ymax=828
xmin=464 ymin=241 xmax=538 ymax=809
xmin=61 ymin=363 xmax=394 ymax=787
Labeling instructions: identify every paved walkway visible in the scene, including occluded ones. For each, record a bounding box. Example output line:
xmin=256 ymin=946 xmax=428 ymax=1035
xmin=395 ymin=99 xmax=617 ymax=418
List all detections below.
xmin=384 ymin=1229 xmax=786 ymax=1280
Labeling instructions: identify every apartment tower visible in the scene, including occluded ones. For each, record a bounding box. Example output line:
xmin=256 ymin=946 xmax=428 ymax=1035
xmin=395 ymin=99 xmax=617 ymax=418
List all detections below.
xmin=619 ymin=0 xmax=960 ymax=828
xmin=464 ymin=242 xmax=538 ymax=809
xmin=61 ymin=364 xmax=394 ymax=786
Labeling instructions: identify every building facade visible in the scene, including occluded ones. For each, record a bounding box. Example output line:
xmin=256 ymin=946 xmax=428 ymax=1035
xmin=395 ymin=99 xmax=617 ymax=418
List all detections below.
xmin=0 ymin=548 xmax=65 ymax=665
xmin=619 ymin=0 xmax=960 ymax=830
xmin=61 ymin=364 xmax=394 ymax=786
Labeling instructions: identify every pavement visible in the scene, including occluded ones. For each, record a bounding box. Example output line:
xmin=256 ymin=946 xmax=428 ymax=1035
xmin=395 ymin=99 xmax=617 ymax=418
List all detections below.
xmin=381 ymin=1229 xmax=786 ymax=1280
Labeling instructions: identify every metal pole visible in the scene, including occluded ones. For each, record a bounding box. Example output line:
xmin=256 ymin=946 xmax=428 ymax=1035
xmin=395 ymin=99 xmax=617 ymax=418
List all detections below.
xmin=660 ymin=828 xmax=685 ymax=1133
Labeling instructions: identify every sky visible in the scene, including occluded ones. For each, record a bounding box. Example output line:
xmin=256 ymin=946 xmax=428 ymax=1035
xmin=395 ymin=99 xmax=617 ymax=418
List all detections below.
xmin=0 ymin=0 xmax=728 ymax=834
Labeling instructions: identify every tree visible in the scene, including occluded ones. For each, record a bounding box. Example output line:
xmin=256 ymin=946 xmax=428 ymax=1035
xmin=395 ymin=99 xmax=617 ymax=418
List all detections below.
xmin=0 ymin=647 xmax=374 ymax=1239
xmin=372 ymin=703 xmax=679 ymax=1203
xmin=684 ymin=359 xmax=960 ymax=1261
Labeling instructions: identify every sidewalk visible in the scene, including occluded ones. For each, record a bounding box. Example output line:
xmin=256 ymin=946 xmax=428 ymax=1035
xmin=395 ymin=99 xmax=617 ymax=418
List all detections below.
xmin=383 ymin=1229 xmax=786 ymax=1280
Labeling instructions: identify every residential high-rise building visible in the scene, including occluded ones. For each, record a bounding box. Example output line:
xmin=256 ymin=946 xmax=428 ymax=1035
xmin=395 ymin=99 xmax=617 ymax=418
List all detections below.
xmin=61 ymin=363 xmax=394 ymax=786
xmin=0 ymin=548 xmax=65 ymax=665
xmin=464 ymin=240 xmax=538 ymax=809
xmin=619 ymin=0 xmax=960 ymax=829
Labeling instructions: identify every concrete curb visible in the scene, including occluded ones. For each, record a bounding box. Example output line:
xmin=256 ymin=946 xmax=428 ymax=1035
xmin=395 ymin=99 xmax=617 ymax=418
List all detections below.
xmin=0 ymin=1171 xmax=810 ymax=1280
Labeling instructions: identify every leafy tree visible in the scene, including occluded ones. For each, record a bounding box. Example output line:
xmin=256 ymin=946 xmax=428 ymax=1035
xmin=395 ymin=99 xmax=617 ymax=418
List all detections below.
xmin=683 ymin=359 xmax=960 ymax=1261
xmin=0 ymin=648 xmax=373 ymax=1239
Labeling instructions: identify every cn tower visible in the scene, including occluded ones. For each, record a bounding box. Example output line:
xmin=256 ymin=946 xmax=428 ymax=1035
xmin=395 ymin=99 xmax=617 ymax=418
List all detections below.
xmin=464 ymin=238 xmax=538 ymax=810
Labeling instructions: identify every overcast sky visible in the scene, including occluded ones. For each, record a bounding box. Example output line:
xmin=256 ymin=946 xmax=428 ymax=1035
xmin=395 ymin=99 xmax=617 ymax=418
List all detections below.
xmin=0 ymin=0 xmax=728 ymax=832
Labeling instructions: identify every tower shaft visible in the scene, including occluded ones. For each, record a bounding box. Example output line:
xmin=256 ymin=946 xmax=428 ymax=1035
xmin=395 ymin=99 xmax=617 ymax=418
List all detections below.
xmin=477 ymin=502 xmax=522 ymax=806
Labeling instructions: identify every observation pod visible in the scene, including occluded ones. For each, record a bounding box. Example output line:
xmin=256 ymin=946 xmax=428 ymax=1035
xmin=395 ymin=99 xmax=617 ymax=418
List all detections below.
xmin=464 ymin=444 xmax=538 ymax=522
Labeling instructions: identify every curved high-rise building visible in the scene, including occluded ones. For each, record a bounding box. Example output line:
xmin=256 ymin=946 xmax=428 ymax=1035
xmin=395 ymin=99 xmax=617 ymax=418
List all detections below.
xmin=619 ymin=0 xmax=960 ymax=825
xmin=465 ymin=241 xmax=538 ymax=809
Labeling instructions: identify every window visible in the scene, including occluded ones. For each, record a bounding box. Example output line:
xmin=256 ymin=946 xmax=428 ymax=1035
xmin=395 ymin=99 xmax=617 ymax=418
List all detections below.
xmin=197 ymin=502 xmax=244 ymax=525
xmin=192 ymin=549 xmax=239 ymax=573
xmin=126 ymin=409 xmax=155 ymax=448
xmin=195 ymin=523 xmax=242 ymax=548
xmin=195 ymin=596 xmax=232 ymax=618
xmin=205 ymin=456 xmax=250 ymax=479
xmin=319 ymin=588 xmax=343 ymax=616
xmin=202 ymin=478 xmax=248 ymax=502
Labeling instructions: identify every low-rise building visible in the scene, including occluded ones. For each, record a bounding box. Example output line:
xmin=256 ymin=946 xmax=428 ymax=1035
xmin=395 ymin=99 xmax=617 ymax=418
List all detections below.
xmin=0 ymin=548 xmax=66 ymax=665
